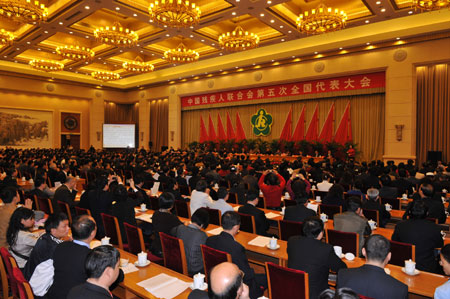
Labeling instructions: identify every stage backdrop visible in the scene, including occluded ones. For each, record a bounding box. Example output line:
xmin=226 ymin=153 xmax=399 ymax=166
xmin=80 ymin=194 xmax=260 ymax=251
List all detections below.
xmin=182 ymin=94 xmax=385 ymax=162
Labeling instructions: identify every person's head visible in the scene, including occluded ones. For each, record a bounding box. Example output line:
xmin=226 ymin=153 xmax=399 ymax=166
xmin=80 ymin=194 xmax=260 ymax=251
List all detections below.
xmin=217 ymin=187 xmax=229 ymax=201
xmin=65 ymin=176 xmax=77 ymax=189
xmin=322 ymin=174 xmax=330 ymax=182
xmin=420 ymin=182 xmax=434 ymax=197
xmin=95 ymin=176 xmax=109 ymax=191
xmin=319 ymin=288 xmax=359 ymax=299
xmin=191 ymin=208 xmax=210 ymax=230
xmin=379 ymin=175 xmax=391 ymax=187
xmin=303 ymin=217 xmax=324 ymax=240
xmin=44 ymin=213 xmax=69 ymax=238
xmin=291 ymin=180 xmax=307 ymax=204
xmin=112 ymin=184 xmax=128 ymax=202
xmin=363 ymin=234 xmax=391 ymax=265
xmin=196 ymin=180 xmax=208 ymax=192
xmin=245 ymin=189 xmax=259 ymax=204
xmin=208 ymin=262 xmax=246 ymax=299
xmin=6 ymin=207 xmax=35 ymax=247
xmin=367 ymin=188 xmax=379 ymax=201
xmin=439 ymin=244 xmax=450 ymax=276
xmin=347 ymin=196 xmax=362 ymax=213
xmin=265 ymin=172 xmax=280 ymax=186
xmin=71 ymin=215 xmax=97 ymax=241
xmin=85 ymin=245 xmax=120 ymax=287
xmin=34 ymin=177 xmax=46 ymax=189
xmin=0 ymin=186 xmax=20 ymax=204
xmin=409 ymin=199 xmax=428 ymax=219
xmin=221 ymin=211 xmax=241 ymax=234
xmin=328 ymin=184 xmax=344 ymax=200
xmin=134 ymin=175 xmax=144 ymax=186
xmin=158 ymin=192 xmax=175 ymax=210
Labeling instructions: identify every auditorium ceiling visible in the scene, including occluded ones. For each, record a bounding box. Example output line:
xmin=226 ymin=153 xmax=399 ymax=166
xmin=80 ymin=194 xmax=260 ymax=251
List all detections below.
xmin=0 ymin=0 xmax=449 ymax=89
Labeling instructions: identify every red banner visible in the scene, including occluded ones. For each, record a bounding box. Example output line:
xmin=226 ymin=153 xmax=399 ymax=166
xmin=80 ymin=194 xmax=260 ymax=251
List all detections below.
xmin=181 ymin=72 xmax=385 ymax=108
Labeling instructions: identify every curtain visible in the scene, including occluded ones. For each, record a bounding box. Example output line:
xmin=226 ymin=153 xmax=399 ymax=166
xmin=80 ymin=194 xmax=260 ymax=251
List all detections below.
xmin=416 ymin=64 xmax=450 ymax=164
xmin=104 ymin=101 xmax=139 ymax=147
xmin=181 ymin=94 xmax=385 ymax=162
xmin=149 ymin=99 xmax=168 ymax=152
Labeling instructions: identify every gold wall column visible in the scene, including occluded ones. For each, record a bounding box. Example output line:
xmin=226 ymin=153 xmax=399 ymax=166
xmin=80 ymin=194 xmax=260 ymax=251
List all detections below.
xmin=89 ymin=96 xmax=104 ymax=149
xmin=139 ymin=97 xmax=150 ymax=150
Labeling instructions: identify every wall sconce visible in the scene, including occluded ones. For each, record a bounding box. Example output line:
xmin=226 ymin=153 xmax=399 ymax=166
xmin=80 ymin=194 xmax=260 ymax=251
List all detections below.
xmin=170 ymin=131 xmax=174 ymax=142
xmin=96 ymin=131 xmax=101 ymax=141
xmin=140 ymin=132 xmax=144 ymax=141
xmin=395 ymin=125 xmax=404 ymax=141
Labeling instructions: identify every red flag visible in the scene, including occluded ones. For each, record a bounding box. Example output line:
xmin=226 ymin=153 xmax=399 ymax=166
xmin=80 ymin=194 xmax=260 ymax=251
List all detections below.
xmin=305 ymin=104 xmax=319 ymax=141
xmin=292 ymin=106 xmax=306 ymax=141
xmin=208 ymin=114 xmax=217 ymax=141
xmin=199 ymin=116 xmax=208 ymax=143
xmin=217 ymin=114 xmax=226 ymax=140
xmin=318 ymin=104 xmax=334 ymax=143
xmin=279 ymin=108 xmax=292 ymax=141
xmin=334 ymin=102 xmax=352 ymax=144
xmin=226 ymin=112 xmax=236 ymax=140
xmin=235 ymin=112 xmax=246 ymax=141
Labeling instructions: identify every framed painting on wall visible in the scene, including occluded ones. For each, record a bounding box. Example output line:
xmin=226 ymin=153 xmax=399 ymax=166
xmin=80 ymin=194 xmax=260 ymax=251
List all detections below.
xmin=0 ymin=107 xmax=53 ymax=148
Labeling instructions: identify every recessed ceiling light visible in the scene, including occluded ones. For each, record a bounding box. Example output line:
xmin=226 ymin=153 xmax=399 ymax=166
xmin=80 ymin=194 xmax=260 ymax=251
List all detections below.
xmin=232 ymin=12 xmax=236 ymax=16
xmin=252 ymin=63 xmax=255 ymax=66
xmin=133 ymin=13 xmax=137 ymax=17
xmin=149 ymin=19 xmax=153 ymax=22
xmin=14 ymin=60 xmax=17 ymax=63
xmin=137 ymin=44 xmax=140 ymax=46
xmin=201 ymin=39 xmax=204 ymax=42
xmin=190 ymin=34 xmax=194 ymax=38
xmin=291 ymin=56 xmax=295 ymax=58
xmin=365 ymin=20 xmax=369 ymax=23
xmin=339 ymin=47 xmax=343 ymax=50
xmin=120 ymin=50 xmax=123 ymax=52
xmin=140 ymin=50 xmax=144 ymax=53
xmin=69 ymin=31 xmax=73 ymax=34
xmin=212 ymin=43 xmax=215 ymax=46
xmin=219 ymin=53 xmax=223 ymax=55
xmin=85 ymin=62 xmax=88 ymax=64
xmin=164 ymin=25 xmax=167 ymax=28
xmin=396 ymin=37 xmax=401 ymax=40
xmin=279 ymin=25 xmax=283 ymax=28
xmin=380 ymin=8 xmax=386 ymax=12
xmin=84 ymin=5 xmax=90 ymax=9
xmin=376 ymin=1 xmax=381 ymax=4
xmin=271 ymin=59 xmax=274 ymax=62
xmin=408 ymin=10 xmax=413 ymax=14
xmin=288 ymin=30 xmax=292 ymax=33
xmin=103 ymin=62 xmax=106 ymax=64
xmin=26 ymin=41 xmax=30 ymax=44
xmin=281 ymin=39 xmax=285 ymax=41
xmin=314 ymin=51 xmax=318 ymax=54
xmin=366 ymin=42 xmax=370 ymax=45
xmin=3 ymin=55 xmax=6 ymax=58
xmin=59 ymin=22 xmax=63 ymax=25
xmin=16 ymin=47 xmax=20 ymax=50
xmin=267 ymin=0 xmax=272 ymax=4
xmin=270 ymin=19 xmax=275 ymax=23
xmin=166 ymin=34 xmax=170 ymax=36
xmin=152 ymin=54 xmax=155 ymax=56
xmin=260 ymin=13 xmax=265 ymax=17
xmin=115 ymin=7 xmax=120 ymax=10
xmin=235 ymin=66 xmax=238 ymax=69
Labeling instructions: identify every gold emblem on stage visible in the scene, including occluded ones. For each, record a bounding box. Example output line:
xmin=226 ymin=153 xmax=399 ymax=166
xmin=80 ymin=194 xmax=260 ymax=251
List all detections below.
xmin=251 ymin=108 xmax=273 ymax=136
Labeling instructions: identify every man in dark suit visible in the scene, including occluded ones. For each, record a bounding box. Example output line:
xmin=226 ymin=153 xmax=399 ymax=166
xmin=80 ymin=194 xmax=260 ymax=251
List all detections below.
xmin=362 ymin=188 xmax=391 ymax=228
xmin=30 ymin=176 xmax=50 ymax=200
xmin=393 ymin=200 xmax=443 ymax=273
xmin=288 ymin=217 xmax=347 ymax=299
xmin=52 ymin=175 xmax=78 ymax=215
xmin=129 ymin=175 xmax=150 ymax=207
xmin=206 ymin=211 xmax=267 ymax=299
xmin=283 ymin=193 xmax=316 ymax=223
xmin=391 ymin=169 xmax=414 ymax=197
xmin=337 ymin=234 xmax=408 ymax=299
xmin=238 ymin=190 xmax=270 ymax=236
xmin=403 ymin=181 xmax=446 ymax=224
xmin=378 ymin=175 xmax=398 ymax=199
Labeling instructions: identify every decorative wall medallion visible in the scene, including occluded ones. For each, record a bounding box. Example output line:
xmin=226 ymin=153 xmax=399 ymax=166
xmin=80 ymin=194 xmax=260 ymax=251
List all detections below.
xmin=254 ymin=71 xmax=262 ymax=81
xmin=393 ymin=49 xmax=407 ymax=62
xmin=169 ymin=86 xmax=177 ymax=94
xmin=207 ymin=79 xmax=214 ymax=88
xmin=251 ymin=108 xmax=273 ymax=136
xmin=63 ymin=116 xmax=78 ymax=130
xmin=314 ymin=62 xmax=325 ymax=73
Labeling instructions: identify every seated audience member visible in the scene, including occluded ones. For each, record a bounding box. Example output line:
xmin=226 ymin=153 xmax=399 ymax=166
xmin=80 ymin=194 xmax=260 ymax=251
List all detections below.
xmin=337 ymin=235 xmax=408 ymax=299
xmin=0 ymin=186 xmax=23 ymax=248
xmin=129 ymin=175 xmax=151 ymax=206
xmin=322 ymin=184 xmax=345 ymax=207
xmin=190 ymin=180 xmax=214 ymax=216
xmin=172 ymin=208 xmax=209 ymax=275
xmin=52 ymin=175 xmax=78 ymax=215
xmin=403 ymin=181 xmax=446 ymax=224
xmin=346 ymin=180 xmax=364 ymax=197
xmin=188 ymin=262 xmax=250 ymax=299
xmin=287 ymin=217 xmax=347 ymax=299
xmin=166 ymin=178 xmax=184 ymax=201
xmin=111 ymin=184 xmax=139 ymax=243
xmin=206 ymin=211 xmax=267 ymax=299
xmin=24 ymin=213 xmax=70 ymax=297
xmin=392 ymin=200 xmax=443 ymax=273
xmin=333 ymin=196 xmax=371 ymax=255
xmin=286 ymin=176 xmax=309 ymax=203
xmin=317 ymin=174 xmax=333 ymax=192
xmin=88 ymin=176 xmax=114 ymax=238
xmin=391 ymin=168 xmax=414 ymax=197
xmin=30 ymin=176 xmax=50 ymax=200
xmin=238 ymin=189 xmax=270 ymax=236
xmin=435 ymin=244 xmax=450 ymax=298
xmin=7 ymin=207 xmax=38 ymax=268
xmin=362 ymin=188 xmax=391 ymax=228
xmin=283 ymin=180 xmax=316 ymax=223
xmin=378 ymin=175 xmax=398 ymax=199
xmin=151 ymin=192 xmax=183 ymax=257
xmin=319 ymin=288 xmax=359 ymax=299
xmin=258 ymin=169 xmax=286 ymax=209
xmin=211 ymin=187 xmax=233 ymax=216
xmin=67 ymin=245 xmax=121 ymax=299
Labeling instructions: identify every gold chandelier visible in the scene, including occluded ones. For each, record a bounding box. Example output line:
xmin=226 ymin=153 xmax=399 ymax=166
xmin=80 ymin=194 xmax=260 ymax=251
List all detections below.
xmin=218 ymin=25 xmax=259 ymax=51
xmin=413 ymin=0 xmax=449 ymax=10
xmin=123 ymin=57 xmax=154 ymax=73
xmin=0 ymin=0 xmax=48 ymax=24
xmin=56 ymin=45 xmax=95 ymax=61
xmin=164 ymin=43 xmax=199 ymax=63
xmin=91 ymin=71 xmax=120 ymax=81
xmin=296 ymin=3 xmax=347 ymax=35
xmin=29 ymin=59 xmax=64 ymax=72
xmin=94 ymin=22 xmax=138 ymax=47
xmin=0 ymin=29 xmax=15 ymax=46
xmin=148 ymin=0 xmax=201 ymax=28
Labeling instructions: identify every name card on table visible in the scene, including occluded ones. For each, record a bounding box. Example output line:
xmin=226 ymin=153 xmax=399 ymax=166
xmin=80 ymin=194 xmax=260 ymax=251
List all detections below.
xmin=248 ymin=236 xmax=273 ymax=247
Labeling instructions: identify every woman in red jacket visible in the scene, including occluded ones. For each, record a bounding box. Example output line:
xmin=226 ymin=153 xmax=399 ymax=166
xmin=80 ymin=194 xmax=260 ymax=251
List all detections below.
xmin=258 ymin=170 xmax=286 ymax=210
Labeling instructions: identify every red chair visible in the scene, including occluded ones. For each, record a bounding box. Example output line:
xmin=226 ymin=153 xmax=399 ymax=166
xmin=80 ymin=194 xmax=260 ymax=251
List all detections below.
xmin=318 ymin=204 xmax=342 ymax=219
xmin=123 ymin=223 xmax=163 ymax=264
xmin=0 ymin=247 xmax=18 ymax=298
xmin=266 ymin=262 xmax=309 ymax=299
xmin=206 ymin=208 xmax=221 ymax=226
xmin=57 ymin=201 xmax=73 ymax=224
xmin=278 ymin=220 xmax=303 ymax=241
xmin=75 ymin=206 xmax=91 ymax=217
xmin=237 ymin=212 xmax=256 ymax=234
xmin=389 ymin=240 xmax=415 ymax=267
xmin=362 ymin=209 xmax=379 ymax=226
xmin=256 ymin=196 xmax=266 ymax=209
xmin=159 ymin=232 xmax=188 ymax=275
xmin=12 ymin=264 xmax=33 ymax=299
xmin=0 ymin=248 xmax=11 ymax=299
xmin=200 ymin=245 xmax=231 ymax=283
xmin=150 ymin=196 xmax=159 ymax=210
xmin=101 ymin=213 xmax=124 ymax=250
xmin=325 ymin=229 xmax=359 ymax=256
xmin=36 ymin=197 xmax=53 ymax=214
xmin=175 ymin=200 xmax=190 ymax=219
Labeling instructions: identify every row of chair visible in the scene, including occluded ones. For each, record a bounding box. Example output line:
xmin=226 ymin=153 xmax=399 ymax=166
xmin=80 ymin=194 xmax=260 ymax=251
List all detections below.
xmin=0 ymin=247 xmax=34 ymax=299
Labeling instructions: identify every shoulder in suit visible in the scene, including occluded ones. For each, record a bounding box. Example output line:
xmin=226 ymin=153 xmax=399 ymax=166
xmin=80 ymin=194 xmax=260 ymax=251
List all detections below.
xmin=283 ymin=205 xmax=316 ymax=223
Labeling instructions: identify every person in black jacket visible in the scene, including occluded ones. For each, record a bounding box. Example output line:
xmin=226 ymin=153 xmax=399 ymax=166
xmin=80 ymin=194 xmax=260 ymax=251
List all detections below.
xmin=111 ymin=185 xmax=139 ymax=243
xmin=288 ymin=217 xmax=347 ymax=299
xmin=88 ymin=176 xmax=114 ymax=238
xmin=284 ymin=180 xmax=316 ymax=223
xmin=52 ymin=176 xmax=78 ymax=215
xmin=362 ymin=188 xmax=391 ymax=228
xmin=238 ymin=189 xmax=270 ymax=236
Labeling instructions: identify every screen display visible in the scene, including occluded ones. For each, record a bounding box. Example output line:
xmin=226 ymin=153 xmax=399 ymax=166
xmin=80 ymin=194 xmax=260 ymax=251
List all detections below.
xmin=103 ymin=124 xmax=135 ymax=148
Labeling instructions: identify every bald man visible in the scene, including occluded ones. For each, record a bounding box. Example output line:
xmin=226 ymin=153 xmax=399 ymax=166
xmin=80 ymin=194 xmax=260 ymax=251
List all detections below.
xmin=188 ymin=262 xmax=250 ymax=299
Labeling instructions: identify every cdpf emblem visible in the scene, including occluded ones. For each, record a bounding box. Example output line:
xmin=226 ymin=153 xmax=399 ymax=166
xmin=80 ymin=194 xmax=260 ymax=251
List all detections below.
xmin=251 ymin=108 xmax=273 ymax=136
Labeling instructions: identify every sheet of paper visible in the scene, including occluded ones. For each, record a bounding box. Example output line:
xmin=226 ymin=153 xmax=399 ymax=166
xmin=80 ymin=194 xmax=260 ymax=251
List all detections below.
xmin=121 ymin=263 xmax=139 ymax=274
xmin=137 ymin=273 xmax=176 ymax=292
xmin=90 ymin=240 xmax=102 ymax=248
xmin=207 ymin=227 xmax=223 ymax=235
xmin=265 ymin=212 xmax=280 ymax=219
xmin=136 ymin=213 xmax=153 ymax=223
xmin=151 ymin=182 xmax=160 ymax=195
xmin=137 ymin=273 xmax=190 ymax=299
xmin=307 ymin=203 xmax=319 ymax=213
xmin=247 ymin=236 xmax=272 ymax=247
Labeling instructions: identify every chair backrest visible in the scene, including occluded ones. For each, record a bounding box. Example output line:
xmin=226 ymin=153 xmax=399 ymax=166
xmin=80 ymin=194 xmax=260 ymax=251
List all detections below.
xmin=237 ymin=212 xmax=256 ymax=234
xmin=75 ymin=206 xmax=92 ymax=217
xmin=36 ymin=197 xmax=53 ymax=214
xmin=0 ymin=247 xmax=18 ymax=298
xmin=256 ymin=196 xmax=266 ymax=209
xmin=283 ymin=199 xmax=297 ymax=207
xmin=57 ymin=201 xmax=73 ymax=224
xmin=227 ymin=193 xmax=238 ymax=204
xmin=174 ymin=200 xmax=190 ymax=219
xmin=219 ymin=180 xmax=230 ymax=189
xmin=426 ymin=217 xmax=438 ymax=224
xmin=389 ymin=240 xmax=415 ymax=267
xmin=0 ymin=248 xmax=10 ymax=299
xmin=313 ymin=190 xmax=328 ymax=201
xmin=200 ymin=245 xmax=231 ymax=283
xmin=178 ymin=185 xmax=191 ymax=196
xmin=206 ymin=208 xmax=221 ymax=226
xmin=325 ymin=229 xmax=359 ymax=256
xmin=380 ymin=197 xmax=401 ymax=210
xmin=266 ymin=262 xmax=309 ymax=299
xmin=318 ymin=204 xmax=342 ymax=219
xmin=159 ymin=232 xmax=188 ymax=276
xmin=12 ymin=264 xmax=34 ymax=299
xmin=101 ymin=213 xmax=123 ymax=250
xmin=362 ymin=209 xmax=379 ymax=226
xmin=123 ymin=222 xmax=145 ymax=255
xmin=150 ymin=196 xmax=160 ymax=210
xmin=279 ymin=220 xmax=303 ymax=241
xmin=344 ymin=192 xmax=362 ymax=201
